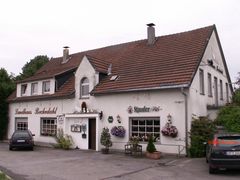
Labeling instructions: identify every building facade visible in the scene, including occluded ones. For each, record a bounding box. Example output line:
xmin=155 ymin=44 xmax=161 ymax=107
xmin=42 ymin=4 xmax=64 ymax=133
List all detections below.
xmin=8 ymin=24 xmax=233 ymax=154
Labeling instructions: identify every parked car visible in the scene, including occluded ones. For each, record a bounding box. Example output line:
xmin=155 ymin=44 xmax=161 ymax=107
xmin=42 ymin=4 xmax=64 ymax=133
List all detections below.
xmin=9 ymin=130 xmax=35 ymax=151
xmin=206 ymin=133 xmax=240 ymax=174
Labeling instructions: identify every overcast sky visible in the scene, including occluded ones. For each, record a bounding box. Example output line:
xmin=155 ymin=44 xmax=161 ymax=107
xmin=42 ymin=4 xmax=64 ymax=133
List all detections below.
xmin=0 ymin=0 xmax=239 ymax=83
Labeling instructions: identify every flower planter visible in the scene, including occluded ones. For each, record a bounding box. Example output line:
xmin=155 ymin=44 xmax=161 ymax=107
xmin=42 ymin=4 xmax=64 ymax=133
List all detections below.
xmin=146 ymin=151 xmax=161 ymax=159
xmin=101 ymin=148 xmax=109 ymax=154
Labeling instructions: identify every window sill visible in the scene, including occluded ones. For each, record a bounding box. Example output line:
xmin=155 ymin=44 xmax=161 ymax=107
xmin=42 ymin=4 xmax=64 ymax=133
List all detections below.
xmin=80 ymin=97 xmax=90 ymax=100
xmin=208 ymin=95 xmax=213 ymax=98
xmin=200 ymin=93 xmax=205 ymax=96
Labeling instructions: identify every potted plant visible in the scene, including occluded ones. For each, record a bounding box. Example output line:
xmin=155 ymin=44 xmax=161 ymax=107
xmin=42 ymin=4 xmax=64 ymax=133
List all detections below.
xmin=146 ymin=134 xmax=161 ymax=159
xmin=100 ymin=127 xmax=112 ymax=154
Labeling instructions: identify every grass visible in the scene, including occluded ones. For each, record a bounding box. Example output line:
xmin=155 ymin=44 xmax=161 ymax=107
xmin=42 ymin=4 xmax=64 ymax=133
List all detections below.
xmin=0 ymin=171 xmax=11 ymax=180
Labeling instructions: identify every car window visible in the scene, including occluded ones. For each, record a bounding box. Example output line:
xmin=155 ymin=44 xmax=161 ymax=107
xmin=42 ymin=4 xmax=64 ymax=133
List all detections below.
xmin=217 ymin=136 xmax=240 ymax=147
xmin=13 ymin=132 xmax=30 ymax=138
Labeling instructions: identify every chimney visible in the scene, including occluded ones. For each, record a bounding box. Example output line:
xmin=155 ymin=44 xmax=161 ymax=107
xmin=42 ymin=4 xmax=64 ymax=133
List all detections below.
xmin=147 ymin=23 xmax=156 ymax=45
xmin=107 ymin=64 xmax=112 ymax=75
xmin=62 ymin=46 xmax=69 ymax=63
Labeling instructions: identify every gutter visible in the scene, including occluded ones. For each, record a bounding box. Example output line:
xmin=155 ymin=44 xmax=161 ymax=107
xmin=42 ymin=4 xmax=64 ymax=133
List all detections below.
xmin=92 ymin=84 xmax=189 ymax=96
xmin=181 ymin=87 xmax=189 ymax=157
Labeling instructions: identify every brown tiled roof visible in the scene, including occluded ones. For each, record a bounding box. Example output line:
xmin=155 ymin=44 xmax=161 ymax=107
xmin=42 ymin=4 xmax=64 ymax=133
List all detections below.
xmin=10 ymin=25 xmax=216 ymax=101
xmin=91 ymin=25 xmax=215 ymax=94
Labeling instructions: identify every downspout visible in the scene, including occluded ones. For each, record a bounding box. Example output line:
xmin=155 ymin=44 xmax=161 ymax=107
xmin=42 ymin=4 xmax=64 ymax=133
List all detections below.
xmin=181 ymin=87 xmax=189 ymax=157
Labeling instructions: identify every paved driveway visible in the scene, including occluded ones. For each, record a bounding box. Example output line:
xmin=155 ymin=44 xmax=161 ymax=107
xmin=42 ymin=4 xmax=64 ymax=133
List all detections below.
xmin=0 ymin=143 xmax=240 ymax=180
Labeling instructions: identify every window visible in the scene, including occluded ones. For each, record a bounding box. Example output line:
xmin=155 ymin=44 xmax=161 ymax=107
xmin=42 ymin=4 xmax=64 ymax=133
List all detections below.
xmin=226 ymin=83 xmax=229 ymax=103
xmin=21 ymin=84 xmax=27 ymax=96
xmin=42 ymin=81 xmax=50 ymax=93
xmin=41 ymin=118 xmax=57 ymax=136
xmin=199 ymin=69 xmax=204 ymax=95
xmin=15 ymin=118 xmax=28 ymax=131
xmin=31 ymin=82 xmax=38 ymax=95
xmin=80 ymin=77 xmax=89 ymax=98
xmin=208 ymin=73 xmax=212 ymax=97
xmin=130 ymin=117 xmax=160 ymax=142
xmin=220 ymin=80 xmax=223 ymax=100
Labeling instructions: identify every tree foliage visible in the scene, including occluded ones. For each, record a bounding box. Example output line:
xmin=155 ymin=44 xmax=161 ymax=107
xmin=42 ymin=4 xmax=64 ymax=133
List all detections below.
xmin=15 ymin=55 xmax=49 ymax=80
xmin=0 ymin=68 xmax=15 ymax=139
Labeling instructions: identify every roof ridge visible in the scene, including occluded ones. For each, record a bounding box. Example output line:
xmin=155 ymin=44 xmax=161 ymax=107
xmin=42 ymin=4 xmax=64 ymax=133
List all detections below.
xmin=52 ymin=25 xmax=215 ymax=59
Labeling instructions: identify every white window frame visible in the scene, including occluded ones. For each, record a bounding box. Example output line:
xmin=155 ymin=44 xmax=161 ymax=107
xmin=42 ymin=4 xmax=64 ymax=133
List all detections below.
xmin=41 ymin=118 xmax=57 ymax=136
xmin=130 ymin=117 xmax=160 ymax=142
xmin=15 ymin=118 xmax=28 ymax=131
xmin=42 ymin=81 xmax=50 ymax=93
xmin=21 ymin=84 xmax=27 ymax=96
xmin=199 ymin=69 xmax=205 ymax=95
xmin=80 ymin=77 xmax=89 ymax=98
xmin=31 ymin=82 xmax=38 ymax=95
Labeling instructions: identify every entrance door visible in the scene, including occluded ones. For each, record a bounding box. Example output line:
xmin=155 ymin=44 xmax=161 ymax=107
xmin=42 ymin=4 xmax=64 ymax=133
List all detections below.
xmin=214 ymin=77 xmax=218 ymax=106
xmin=88 ymin=118 xmax=96 ymax=150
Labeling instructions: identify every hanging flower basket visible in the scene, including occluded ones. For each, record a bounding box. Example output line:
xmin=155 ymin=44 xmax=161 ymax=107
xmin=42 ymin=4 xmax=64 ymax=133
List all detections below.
xmin=111 ymin=126 xmax=126 ymax=138
xmin=161 ymin=115 xmax=178 ymax=138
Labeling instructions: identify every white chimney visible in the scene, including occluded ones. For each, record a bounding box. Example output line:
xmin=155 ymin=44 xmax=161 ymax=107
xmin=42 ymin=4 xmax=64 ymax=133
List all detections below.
xmin=62 ymin=46 xmax=69 ymax=63
xmin=147 ymin=23 xmax=156 ymax=45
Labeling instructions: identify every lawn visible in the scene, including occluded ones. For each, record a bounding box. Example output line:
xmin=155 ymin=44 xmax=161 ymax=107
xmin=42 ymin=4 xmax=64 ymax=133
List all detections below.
xmin=0 ymin=171 xmax=11 ymax=180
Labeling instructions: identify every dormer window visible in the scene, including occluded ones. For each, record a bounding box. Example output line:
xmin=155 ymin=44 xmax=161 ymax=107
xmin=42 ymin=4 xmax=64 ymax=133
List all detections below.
xmin=21 ymin=84 xmax=27 ymax=96
xmin=80 ymin=77 xmax=89 ymax=98
xmin=42 ymin=81 xmax=50 ymax=93
xmin=31 ymin=82 xmax=38 ymax=95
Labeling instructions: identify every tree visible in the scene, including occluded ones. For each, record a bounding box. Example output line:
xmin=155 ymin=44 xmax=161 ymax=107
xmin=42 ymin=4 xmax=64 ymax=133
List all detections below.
xmin=0 ymin=68 xmax=15 ymax=139
xmin=15 ymin=55 xmax=49 ymax=80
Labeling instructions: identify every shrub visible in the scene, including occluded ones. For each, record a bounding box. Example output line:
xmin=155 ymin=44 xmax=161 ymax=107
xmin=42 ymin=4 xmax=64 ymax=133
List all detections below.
xmin=100 ymin=127 xmax=112 ymax=149
xmin=54 ymin=129 xmax=73 ymax=150
xmin=146 ymin=134 xmax=156 ymax=153
xmin=189 ymin=117 xmax=216 ymax=157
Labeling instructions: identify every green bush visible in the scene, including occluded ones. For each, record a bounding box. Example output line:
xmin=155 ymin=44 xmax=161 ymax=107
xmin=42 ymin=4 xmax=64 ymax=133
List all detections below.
xmin=54 ymin=129 xmax=73 ymax=150
xmin=189 ymin=117 xmax=216 ymax=157
xmin=215 ymin=105 xmax=240 ymax=133
xmin=146 ymin=134 xmax=156 ymax=153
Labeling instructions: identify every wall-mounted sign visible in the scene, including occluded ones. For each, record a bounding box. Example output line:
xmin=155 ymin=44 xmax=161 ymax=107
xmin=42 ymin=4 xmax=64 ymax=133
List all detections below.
xmin=35 ymin=107 xmax=57 ymax=114
xmin=15 ymin=107 xmax=58 ymax=115
xmin=71 ymin=124 xmax=81 ymax=132
xmin=108 ymin=116 xmax=114 ymax=123
xmin=15 ymin=108 xmax=32 ymax=114
xmin=127 ymin=106 xmax=161 ymax=114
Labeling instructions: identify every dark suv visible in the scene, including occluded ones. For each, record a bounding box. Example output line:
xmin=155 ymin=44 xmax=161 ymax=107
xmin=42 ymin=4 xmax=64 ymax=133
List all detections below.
xmin=206 ymin=133 xmax=240 ymax=174
xmin=9 ymin=130 xmax=35 ymax=151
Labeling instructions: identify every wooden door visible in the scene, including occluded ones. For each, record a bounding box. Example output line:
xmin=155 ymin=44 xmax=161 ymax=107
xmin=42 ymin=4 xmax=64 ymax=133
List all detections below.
xmin=88 ymin=118 xmax=96 ymax=150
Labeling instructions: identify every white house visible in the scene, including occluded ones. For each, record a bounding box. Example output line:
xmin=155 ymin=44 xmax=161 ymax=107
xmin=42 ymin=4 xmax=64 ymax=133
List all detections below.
xmin=8 ymin=24 xmax=233 ymax=155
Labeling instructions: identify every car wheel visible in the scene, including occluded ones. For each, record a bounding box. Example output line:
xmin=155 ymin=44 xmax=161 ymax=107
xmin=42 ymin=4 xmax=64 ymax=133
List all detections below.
xmin=30 ymin=147 xmax=34 ymax=151
xmin=206 ymin=157 xmax=208 ymax=163
xmin=209 ymin=165 xmax=217 ymax=174
xmin=9 ymin=146 xmax=13 ymax=151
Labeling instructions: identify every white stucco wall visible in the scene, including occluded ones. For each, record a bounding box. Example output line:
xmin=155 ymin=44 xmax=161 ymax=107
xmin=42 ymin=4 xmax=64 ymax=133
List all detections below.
xmin=189 ymin=30 xmax=232 ymax=121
